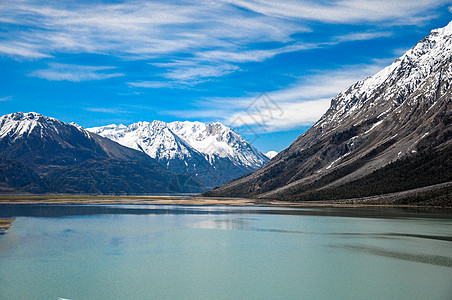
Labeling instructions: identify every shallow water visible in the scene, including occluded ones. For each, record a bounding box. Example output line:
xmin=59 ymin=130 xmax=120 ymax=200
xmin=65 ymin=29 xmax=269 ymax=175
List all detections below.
xmin=0 ymin=204 xmax=451 ymax=299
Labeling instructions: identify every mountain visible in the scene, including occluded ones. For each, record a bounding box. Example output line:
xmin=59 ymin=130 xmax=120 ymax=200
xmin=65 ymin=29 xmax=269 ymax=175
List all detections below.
xmin=0 ymin=112 xmax=201 ymax=194
xmin=205 ymin=21 xmax=452 ymax=206
xmin=0 ymin=157 xmax=46 ymax=193
xmin=88 ymin=121 xmax=269 ymax=189
xmin=265 ymin=151 xmax=278 ymax=159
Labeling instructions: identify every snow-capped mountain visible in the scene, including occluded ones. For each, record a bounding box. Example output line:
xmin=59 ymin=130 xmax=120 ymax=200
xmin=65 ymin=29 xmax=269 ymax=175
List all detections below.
xmin=206 ymin=21 xmax=452 ymax=204
xmin=265 ymin=151 xmax=278 ymax=159
xmin=319 ymin=20 xmax=452 ymax=132
xmin=168 ymin=121 xmax=268 ymax=169
xmin=0 ymin=112 xmax=201 ymax=194
xmin=88 ymin=121 xmax=269 ymax=189
xmin=0 ymin=111 xmax=89 ymax=142
xmin=88 ymin=121 xmax=197 ymax=163
xmin=0 ymin=112 xmax=98 ymax=172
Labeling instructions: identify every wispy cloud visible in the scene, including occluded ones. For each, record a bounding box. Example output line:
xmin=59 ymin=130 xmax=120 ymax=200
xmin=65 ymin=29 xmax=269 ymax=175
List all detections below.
xmin=0 ymin=96 xmax=13 ymax=102
xmin=333 ymin=31 xmax=393 ymax=43
xmin=157 ymin=62 xmax=239 ymax=83
xmin=128 ymin=61 xmax=242 ymax=87
xmin=164 ymin=109 xmax=224 ymax=120
xmin=0 ymin=42 xmax=52 ymax=59
xmin=196 ymin=42 xmax=319 ymax=63
xmin=226 ymin=0 xmax=447 ymax=24
xmin=0 ymin=1 xmax=304 ymax=59
xmin=127 ymin=81 xmax=176 ymax=89
xmin=392 ymin=47 xmax=411 ymax=57
xmin=164 ymin=62 xmax=388 ymax=131
xmin=30 ymin=63 xmax=124 ymax=82
xmin=231 ymin=98 xmax=332 ymax=131
xmin=84 ymin=107 xmax=130 ymax=114
xmin=0 ymin=0 xmax=441 ymax=84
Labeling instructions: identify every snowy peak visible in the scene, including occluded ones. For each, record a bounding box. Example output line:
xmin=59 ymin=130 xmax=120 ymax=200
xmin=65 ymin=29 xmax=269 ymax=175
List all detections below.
xmin=89 ymin=120 xmax=195 ymax=161
xmin=265 ymin=151 xmax=278 ymax=159
xmin=89 ymin=120 xmax=268 ymax=169
xmin=88 ymin=120 xmax=269 ymax=188
xmin=168 ymin=121 xmax=268 ymax=168
xmin=431 ymin=19 xmax=452 ymax=36
xmin=0 ymin=112 xmax=88 ymax=141
xmin=323 ymin=21 xmax=452 ymax=129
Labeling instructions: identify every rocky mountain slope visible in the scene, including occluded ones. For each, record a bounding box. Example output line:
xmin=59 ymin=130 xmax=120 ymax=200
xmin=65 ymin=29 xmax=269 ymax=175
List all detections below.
xmin=0 ymin=112 xmax=201 ymax=194
xmin=88 ymin=121 xmax=268 ymax=189
xmin=205 ymin=21 xmax=452 ymax=205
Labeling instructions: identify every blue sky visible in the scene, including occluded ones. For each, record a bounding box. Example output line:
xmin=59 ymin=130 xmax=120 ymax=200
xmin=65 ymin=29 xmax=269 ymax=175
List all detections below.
xmin=1 ymin=0 xmax=451 ymax=152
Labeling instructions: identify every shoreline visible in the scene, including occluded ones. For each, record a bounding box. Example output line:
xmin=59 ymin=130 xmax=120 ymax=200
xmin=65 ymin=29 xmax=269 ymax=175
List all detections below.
xmin=0 ymin=218 xmax=14 ymax=234
xmin=0 ymin=195 xmax=451 ymax=210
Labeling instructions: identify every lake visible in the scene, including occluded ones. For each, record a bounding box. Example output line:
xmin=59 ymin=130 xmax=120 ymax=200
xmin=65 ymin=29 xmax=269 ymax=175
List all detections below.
xmin=0 ymin=204 xmax=451 ymax=299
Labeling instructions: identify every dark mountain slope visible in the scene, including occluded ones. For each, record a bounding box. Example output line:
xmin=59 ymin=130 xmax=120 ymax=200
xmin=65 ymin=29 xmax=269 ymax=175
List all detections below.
xmin=46 ymin=158 xmax=201 ymax=194
xmin=0 ymin=158 xmax=46 ymax=193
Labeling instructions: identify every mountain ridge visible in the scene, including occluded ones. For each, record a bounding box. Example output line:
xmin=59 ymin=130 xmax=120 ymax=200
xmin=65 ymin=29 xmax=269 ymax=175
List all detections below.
xmin=88 ymin=120 xmax=269 ymax=189
xmin=0 ymin=112 xmax=201 ymax=194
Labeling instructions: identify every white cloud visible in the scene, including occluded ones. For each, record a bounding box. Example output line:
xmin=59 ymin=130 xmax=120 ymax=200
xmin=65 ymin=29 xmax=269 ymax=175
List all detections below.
xmin=0 ymin=96 xmax=13 ymax=102
xmin=0 ymin=42 xmax=52 ymax=59
xmin=333 ymin=31 xmax=393 ymax=43
xmin=30 ymin=63 xmax=124 ymax=82
xmin=391 ymin=47 xmax=411 ymax=57
xmin=127 ymin=81 xmax=176 ymax=89
xmin=164 ymin=109 xmax=223 ymax=119
xmin=0 ymin=0 xmax=436 ymax=84
xmin=84 ymin=107 xmax=129 ymax=114
xmin=229 ymin=98 xmax=332 ymax=131
xmin=0 ymin=1 xmax=303 ymax=59
xmin=128 ymin=61 xmax=240 ymax=87
xmin=164 ymin=62 xmax=388 ymax=131
xmin=226 ymin=0 xmax=446 ymax=24
xmin=229 ymin=64 xmax=386 ymax=131
xmin=163 ymin=63 xmax=239 ymax=82
xmin=196 ymin=42 xmax=319 ymax=63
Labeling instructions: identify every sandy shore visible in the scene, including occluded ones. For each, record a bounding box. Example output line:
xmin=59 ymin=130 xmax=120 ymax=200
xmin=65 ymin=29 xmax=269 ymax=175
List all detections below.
xmin=0 ymin=194 xmax=450 ymax=209
xmin=0 ymin=218 xmax=14 ymax=234
xmin=3 ymin=182 xmax=451 ymax=208
xmin=0 ymin=195 xmax=254 ymax=206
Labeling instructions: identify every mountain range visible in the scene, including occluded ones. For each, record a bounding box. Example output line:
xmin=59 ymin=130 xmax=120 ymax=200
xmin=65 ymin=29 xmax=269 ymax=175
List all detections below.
xmin=0 ymin=112 xmax=269 ymax=194
xmin=87 ymin=121 xmax=269 ymax=189
xmin=0 ymin=112 xmax=201 ymax=194
xmin=205 ymin=21 xmax=452 ymax=206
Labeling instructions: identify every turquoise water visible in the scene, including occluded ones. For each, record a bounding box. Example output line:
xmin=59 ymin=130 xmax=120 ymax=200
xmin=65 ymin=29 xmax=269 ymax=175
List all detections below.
xmin=0 ymin=205 xmax=451 ymax=299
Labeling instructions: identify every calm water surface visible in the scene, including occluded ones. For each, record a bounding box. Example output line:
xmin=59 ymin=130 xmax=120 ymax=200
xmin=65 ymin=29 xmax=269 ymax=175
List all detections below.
xmin=0 ymin=204 xmax=451 ymax=299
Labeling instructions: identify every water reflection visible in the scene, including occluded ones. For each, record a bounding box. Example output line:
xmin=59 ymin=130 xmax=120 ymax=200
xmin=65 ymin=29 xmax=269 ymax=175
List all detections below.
xmin=0 ymin=203 xmax=451 ymax=219
xmin=333 ymin=244 xmax=452 ymax=268
xmin=191 ymin=218 xmax=452 ymax=244
xmin=191 ymin=218 xmax=254 ymax=230
xmin=335 ymin=232 xmax=452 ymax=243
